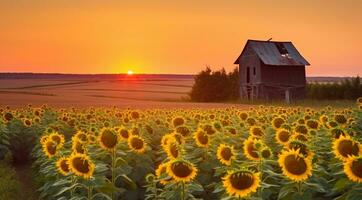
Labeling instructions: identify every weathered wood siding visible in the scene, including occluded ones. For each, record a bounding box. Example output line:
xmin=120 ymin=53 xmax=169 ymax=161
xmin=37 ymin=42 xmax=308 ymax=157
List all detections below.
xmin=260 ymin=64 xmax=306 ymax=86
xmin=238 ymin=46 xmax=261 ymax=98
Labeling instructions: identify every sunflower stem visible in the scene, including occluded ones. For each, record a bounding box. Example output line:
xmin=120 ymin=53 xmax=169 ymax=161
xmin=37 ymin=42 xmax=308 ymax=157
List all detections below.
xmin=88 ymin=185 xmax=93 ymax=200
xmin=70 ymin=176 xmax=76 ymax=198
xmin=297 ymin=181 xmax=302 ymax=194
xmin=181 ymin=182 xmax=185 ymax=200
xmin=111 ymin=149 xmax=116 ymax=200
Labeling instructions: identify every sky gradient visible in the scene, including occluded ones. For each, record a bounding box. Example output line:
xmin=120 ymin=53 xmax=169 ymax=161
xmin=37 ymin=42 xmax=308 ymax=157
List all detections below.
xmin=0 ymin=0 xmax=361 ymax=76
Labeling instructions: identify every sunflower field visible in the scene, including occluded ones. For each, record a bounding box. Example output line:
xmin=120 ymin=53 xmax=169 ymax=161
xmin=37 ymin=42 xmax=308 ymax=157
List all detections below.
xmin=0 ymin=98 xmax=362 ymax=200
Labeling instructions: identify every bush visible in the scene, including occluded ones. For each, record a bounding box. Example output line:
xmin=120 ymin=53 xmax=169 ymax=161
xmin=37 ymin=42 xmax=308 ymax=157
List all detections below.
xmin=306 ymin=76 xmax=362 ymax=100
xmin=190 ymin=67 xmax=239 ymax=102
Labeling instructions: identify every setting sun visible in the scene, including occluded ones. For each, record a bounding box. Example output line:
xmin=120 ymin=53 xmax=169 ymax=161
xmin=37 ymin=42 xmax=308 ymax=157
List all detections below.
xmin=127 ymin=70 xmax=134 ymax=75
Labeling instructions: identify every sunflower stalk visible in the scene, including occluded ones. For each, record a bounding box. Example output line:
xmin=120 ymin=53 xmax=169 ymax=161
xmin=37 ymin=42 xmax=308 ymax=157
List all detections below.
xmin=111 ymin=149 xmax=116 ymax=200
xmin=181 ymin=182 xmax=186 ymax=200
xmin=88 ymin=185 xmax=93 ymax=200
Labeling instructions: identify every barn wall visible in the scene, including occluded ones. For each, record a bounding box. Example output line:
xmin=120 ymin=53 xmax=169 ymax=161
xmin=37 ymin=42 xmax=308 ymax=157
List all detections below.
xmin=260 ymin=64 xmax=306 ymax=100
xmin=238 ymin=46 xmax=261 ymax=98
xmin=260 ymin=64 xmax=306 ymax=86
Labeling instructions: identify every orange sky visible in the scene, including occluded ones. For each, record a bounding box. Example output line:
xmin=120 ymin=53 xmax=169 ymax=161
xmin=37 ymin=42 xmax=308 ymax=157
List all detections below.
xmin=0 ymin=0 xmax=361 ymax=76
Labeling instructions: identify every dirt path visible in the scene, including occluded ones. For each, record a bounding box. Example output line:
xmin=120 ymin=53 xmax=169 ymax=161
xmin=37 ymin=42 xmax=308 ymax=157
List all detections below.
xmin=13 ymin=164 xmax=38 ymax=200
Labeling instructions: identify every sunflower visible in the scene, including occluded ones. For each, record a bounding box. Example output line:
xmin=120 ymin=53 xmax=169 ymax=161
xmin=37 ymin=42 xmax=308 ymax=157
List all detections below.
xmin=87 ymin=134 xmax=97 ymax=144
xmin=23 ymin=118 xmax=32 ymax=127
xmin=194 ymin=129 xmax=210 ymax=147
xmin=275 ymin=128 xmax=291 ymax=145
xmin=164 ymin=139 xmax=181 ymax=159
xmin=278 ymin=148 xmax=312 ymax=182
xmin=72 ymin=140 xmax=87 ymax=154
xmin=172 ymin=117 xmax=185 ymax=127
xmin=333 ymin=135 xmax=361 ymax=161
xmin=56 ymin=157 xmax=70 ymax=176
xmin=128 ymin=135 xmax=146 ymax=153
xmin=334 ymin=114 xmax=347 ymax=125
xmin=272 ymin=117 xmax=285 ymax=129
xmin=118 ymin=127 xmax=130 ymax=140
xmin=249 ymin=126 xmax=264 ymax=138
xmin=161 ymin=134 xmax=174 ymax=149
xmin=344 ymin=156 xmax=362 ymax=183
xmin=261 ymin=147 xmax=272 ymax=159
xmin=306 ymin=120 xmax=319 ymax=130
xmin=155 ymin=162 xmax=171 ymax=185
xmin=42 ymin=140 xmax=58 ymax=158
xmin=166 ymin=159 xmax=197 ymax=183
xmin=222 ymin=170 xmax=260 ymax=198
xmin=68 ymin=153 xmax=95 ymax=179
xmin=40 ymin=135 xmax=49 ymax=145
xmin=49 ymin=132 xmax=65 ymax=148
xmin=217 ymin=144 xmax=236 ymax=166
xmin=98 ymin=128 xmax=119 ymax=151
xmin=294 ymin=125 xmax=308 ymax=135
xmin=73 ymin=130 xmax=88 ymax=143
xmin=239 ymin=112 xmax=248 ymax=121
xmin=357 ymin=97 xmax=362 ymax=104
xmin=243 ymin=137 xmax=260 ymax=161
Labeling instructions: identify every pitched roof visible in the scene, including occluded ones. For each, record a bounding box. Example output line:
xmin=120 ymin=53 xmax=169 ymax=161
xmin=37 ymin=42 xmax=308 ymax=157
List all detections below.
xmin=234 ymin=40 xmax=310 ymax=66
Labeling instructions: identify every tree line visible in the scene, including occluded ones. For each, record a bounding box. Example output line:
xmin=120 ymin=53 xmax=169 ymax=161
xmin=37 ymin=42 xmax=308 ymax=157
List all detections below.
xmin=190 ymin=67 xmax=361 ymax=102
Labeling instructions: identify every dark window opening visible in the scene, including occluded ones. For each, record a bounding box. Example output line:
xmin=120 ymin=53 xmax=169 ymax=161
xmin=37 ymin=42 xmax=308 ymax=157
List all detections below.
xmin=275 ymin=43 xmax=288 ymax=55
xmin=253 ymin=67 xmax=256 ymax=76
xmin=246 ymin=67 xmax=250 ymax=83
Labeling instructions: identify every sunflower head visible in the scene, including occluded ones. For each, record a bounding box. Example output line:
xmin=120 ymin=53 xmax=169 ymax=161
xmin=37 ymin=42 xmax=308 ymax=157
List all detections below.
xmin=333 ymin=135 xmax=361 ymax=161
xmin=23 ymin=118 xmax=32 ymax=127
xmin=98 ymin=128 xmax=119 ymax=151
xmin=275 ymin=128 xmax=291 ymax=145
xmin=73 ymin=130 xmax=88 ymax=143
xmin=128 ymin=135 xmax=146 ymax=153
xmin=42 ymin=140 xmax=58 ymax=158
xmin=344 ymin=156 xmax=362 ymax=183
xmin=261 ymin=147 xmax=272 ymax=159
xmin=49 ymin=132 xmax=65 ymax=148
xmin=68 ymin=153 xmax=95 ymax=179
xmin=175 ymin=126 xmax=191 ymax=137
xmin=222 ymin=169 xmax=260 ymax=198
xmin=217 ymin=144 xmax=236 ymax=166
xmin=164 ymin=139 xmax=181 ymax=159
xmin=155 ymin=162 xmax=172 ymax=185
xmin=334 ymin=114 xmax=347 ymax=124
xmin=72 ymin=140 xmax=87 ymax=154
xmin=294 ymin=125 xmax=308 ymax=135
xmin=243 ymin=137 xmax=260 ymax=161
xmin=56 ymin=157 xmax=70 ymax=176
xmin=278 ymin=148 xmax=313 ymax=182
xmin=306 ymin=120 xmax=319 ymax=130
xmin=239 ymin=112 xmax=248 ymax=120
xmin=166 ymin=159 xmax=197 ymax=183
xmin=172 ymin=117 xmax=185 ymax=127
xmin=287 ymin=140 xmax=311 ymax=158
xmin=249 ymin=126 xmax=264 ymax=138
xmin=194 ymin=129 xmax=210 ymax=147
xmin=118 ymin=127 xmax=130 ymax=140
xmin=357 ymin=97 xmax=362 ymax=104
xmin=330 ymin=128 xmax=347 ymax=139
xmin=203 ymin=124 xmax=216 ymax=135
xmin=272 ymin=117 xmax=285 ymax=129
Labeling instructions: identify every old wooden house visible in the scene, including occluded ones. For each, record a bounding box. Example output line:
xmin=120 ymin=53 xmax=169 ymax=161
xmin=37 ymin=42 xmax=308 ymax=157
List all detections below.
xmin=234 ymin=39 xmax=310 ymax=102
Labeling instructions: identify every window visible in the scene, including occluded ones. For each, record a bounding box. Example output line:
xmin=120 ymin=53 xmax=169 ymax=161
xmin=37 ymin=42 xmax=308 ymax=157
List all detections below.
xmin=275 ymin=43 xmax=288 ymax=55
xmin=246 ymin=67 xmax=250 ymax=83
xmin=253 ymin=67 xmax=256 ymax=76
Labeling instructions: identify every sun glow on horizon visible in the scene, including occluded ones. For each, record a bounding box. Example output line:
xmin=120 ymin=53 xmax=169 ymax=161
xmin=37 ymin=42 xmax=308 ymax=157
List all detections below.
xmin=127 ymin=70 xmax=134 ymax=75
